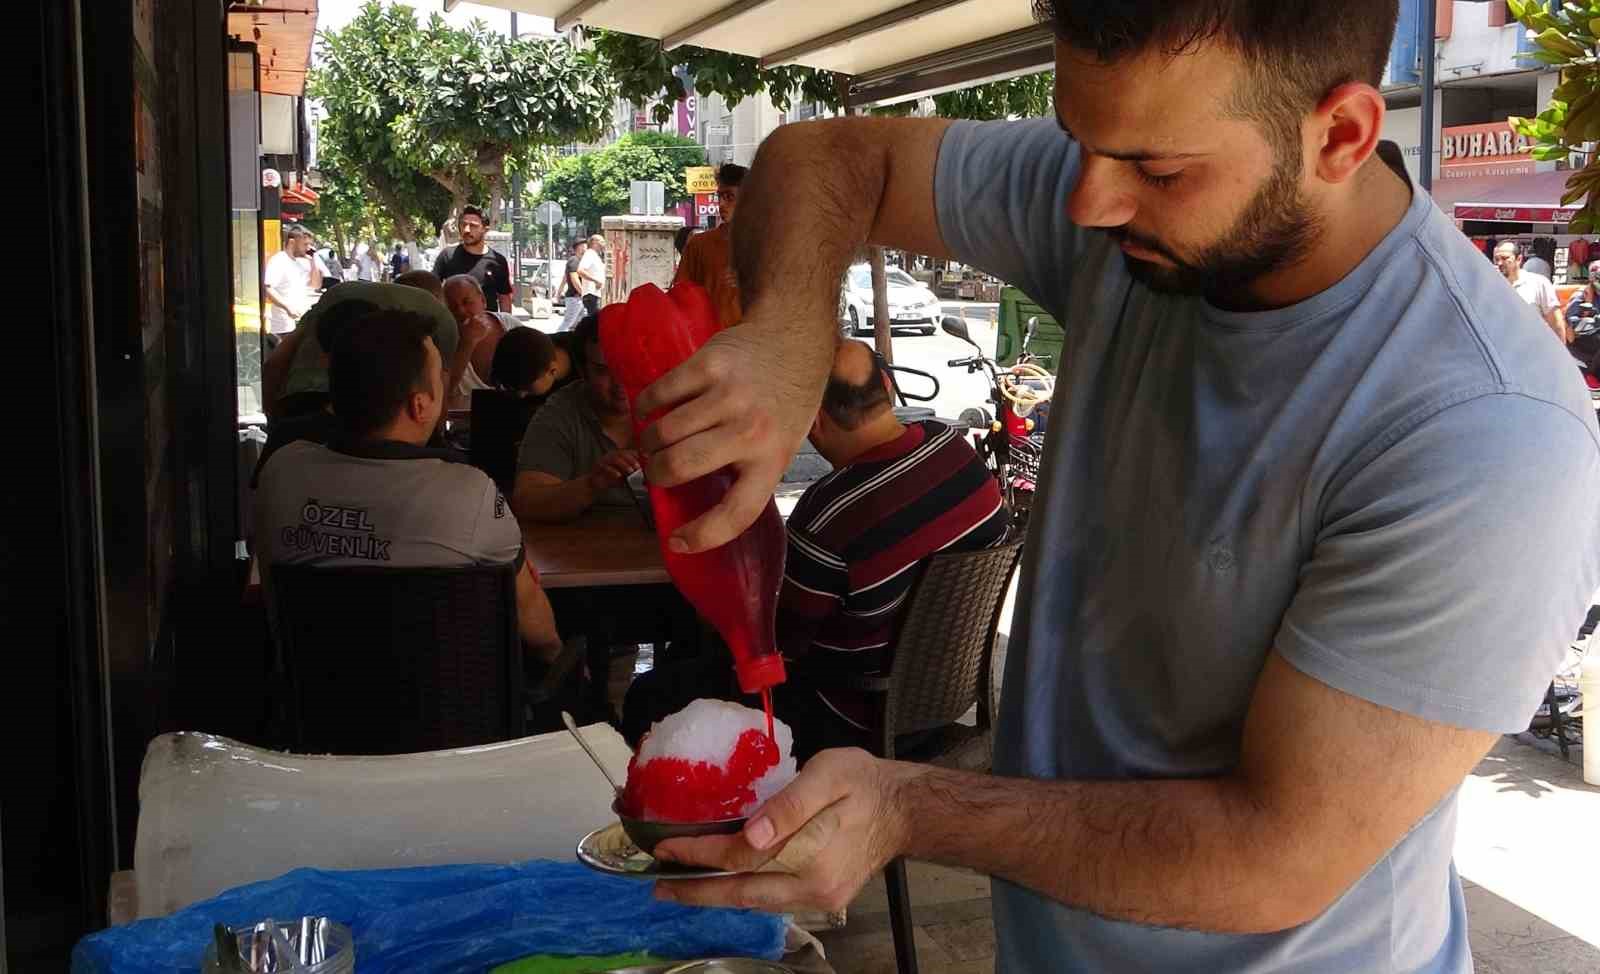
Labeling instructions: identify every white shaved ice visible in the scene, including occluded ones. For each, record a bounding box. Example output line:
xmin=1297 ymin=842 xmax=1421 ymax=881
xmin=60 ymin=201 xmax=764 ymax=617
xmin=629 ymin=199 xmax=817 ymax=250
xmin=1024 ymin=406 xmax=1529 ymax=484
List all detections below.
xmin=637 ymin=698 xmax=798 ymax=816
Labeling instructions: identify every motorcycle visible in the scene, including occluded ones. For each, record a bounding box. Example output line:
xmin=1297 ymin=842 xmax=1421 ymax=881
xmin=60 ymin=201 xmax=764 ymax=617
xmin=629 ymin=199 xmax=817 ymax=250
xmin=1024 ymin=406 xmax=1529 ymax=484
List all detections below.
xmin=1567 ymin=301 xmax=1600 ymax=405
xmin=942 ymin=315 xmax=1055 ymax=529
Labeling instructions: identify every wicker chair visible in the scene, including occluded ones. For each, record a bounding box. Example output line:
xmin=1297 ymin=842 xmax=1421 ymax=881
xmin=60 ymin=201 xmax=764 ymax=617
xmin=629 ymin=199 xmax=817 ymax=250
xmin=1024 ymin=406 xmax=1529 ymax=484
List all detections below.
xmin=269 ymin=560 xmax=527 ymax=755
xmin=849 ymin=538 xmax=1024 ymax=974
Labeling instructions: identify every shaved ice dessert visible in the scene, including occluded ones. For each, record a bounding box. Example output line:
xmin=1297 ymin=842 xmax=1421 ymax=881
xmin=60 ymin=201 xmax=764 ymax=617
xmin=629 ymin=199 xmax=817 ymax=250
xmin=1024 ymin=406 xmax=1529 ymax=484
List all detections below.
xmin=620 ymin=699 xmax=798 ymax=823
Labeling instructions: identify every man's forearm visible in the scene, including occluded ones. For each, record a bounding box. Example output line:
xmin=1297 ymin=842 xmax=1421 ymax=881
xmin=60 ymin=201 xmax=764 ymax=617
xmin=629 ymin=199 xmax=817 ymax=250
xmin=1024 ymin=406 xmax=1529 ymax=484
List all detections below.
xmin=513 ymin=478 xmax=596 ymax=523
xmin=734 ymin=122 xmax=885 ymax=325
xmin=892 ymin=764 xmax=1317 ymax=934
xmin=264 ymin=287 xmax=293 ymax=313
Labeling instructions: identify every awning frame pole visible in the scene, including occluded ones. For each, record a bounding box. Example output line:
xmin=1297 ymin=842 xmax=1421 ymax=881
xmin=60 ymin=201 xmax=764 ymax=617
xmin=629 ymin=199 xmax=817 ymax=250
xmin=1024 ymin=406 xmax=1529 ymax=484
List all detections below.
xmin=1419 ymin=0 xmax=1436 ymax=192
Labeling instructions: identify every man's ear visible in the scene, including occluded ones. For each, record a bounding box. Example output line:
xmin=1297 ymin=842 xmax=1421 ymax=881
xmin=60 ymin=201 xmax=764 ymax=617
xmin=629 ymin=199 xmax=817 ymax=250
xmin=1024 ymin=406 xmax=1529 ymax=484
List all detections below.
xmin=407 ymin=389 xmax=431 ymax=424
xmin=1309 ymin=82 xmax=1385 ymax=185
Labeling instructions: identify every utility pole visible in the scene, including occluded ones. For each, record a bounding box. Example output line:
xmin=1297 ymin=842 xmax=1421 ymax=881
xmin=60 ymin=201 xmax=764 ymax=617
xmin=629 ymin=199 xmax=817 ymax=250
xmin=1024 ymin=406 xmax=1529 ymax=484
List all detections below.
xmin=1419 ymin=0 xmax=1436 ymax=191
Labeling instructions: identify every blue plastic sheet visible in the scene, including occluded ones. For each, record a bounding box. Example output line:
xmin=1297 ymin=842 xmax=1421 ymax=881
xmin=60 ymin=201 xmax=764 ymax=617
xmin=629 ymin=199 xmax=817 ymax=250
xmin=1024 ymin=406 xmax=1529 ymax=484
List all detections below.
xmin=72 ymin=860 xmax=785 ymax=974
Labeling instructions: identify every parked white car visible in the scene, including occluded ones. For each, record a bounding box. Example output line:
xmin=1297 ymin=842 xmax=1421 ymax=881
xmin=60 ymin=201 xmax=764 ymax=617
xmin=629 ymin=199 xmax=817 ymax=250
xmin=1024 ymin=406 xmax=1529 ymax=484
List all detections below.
xmin=840 ymin=263 xmax=943 ymax=336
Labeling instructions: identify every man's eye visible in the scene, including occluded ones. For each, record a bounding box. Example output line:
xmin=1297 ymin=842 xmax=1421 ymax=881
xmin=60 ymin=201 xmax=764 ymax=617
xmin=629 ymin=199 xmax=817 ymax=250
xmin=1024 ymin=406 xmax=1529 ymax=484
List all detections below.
xmin=1134 ymin=166 xmax=1183 ymax=189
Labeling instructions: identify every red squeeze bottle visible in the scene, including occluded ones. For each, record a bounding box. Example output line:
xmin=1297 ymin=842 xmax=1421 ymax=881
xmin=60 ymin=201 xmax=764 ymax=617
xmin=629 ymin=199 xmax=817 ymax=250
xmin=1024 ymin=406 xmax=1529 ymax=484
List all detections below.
xmin=599 ymin=282 xmax=788 ymax=697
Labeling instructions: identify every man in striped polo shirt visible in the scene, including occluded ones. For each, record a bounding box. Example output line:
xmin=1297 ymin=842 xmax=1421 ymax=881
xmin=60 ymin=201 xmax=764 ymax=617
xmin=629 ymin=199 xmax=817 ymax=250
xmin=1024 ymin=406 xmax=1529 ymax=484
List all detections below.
xmin=776 ymin=339 xmax=1008 ymax=753
xmin=621 ymin=340 xmax=1006 ymax=758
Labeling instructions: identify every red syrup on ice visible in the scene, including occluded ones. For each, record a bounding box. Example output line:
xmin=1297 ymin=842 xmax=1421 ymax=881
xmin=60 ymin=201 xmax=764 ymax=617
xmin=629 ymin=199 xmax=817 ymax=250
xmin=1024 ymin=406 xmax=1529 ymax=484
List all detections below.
xmin=620 ymin=728 xmax=779 ymax=822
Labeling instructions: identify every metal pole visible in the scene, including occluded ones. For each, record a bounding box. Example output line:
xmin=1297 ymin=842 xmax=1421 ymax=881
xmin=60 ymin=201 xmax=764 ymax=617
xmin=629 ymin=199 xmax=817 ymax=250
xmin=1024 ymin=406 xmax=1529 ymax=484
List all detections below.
xmin=1418 ymin=0 xmax=1436 ymax=191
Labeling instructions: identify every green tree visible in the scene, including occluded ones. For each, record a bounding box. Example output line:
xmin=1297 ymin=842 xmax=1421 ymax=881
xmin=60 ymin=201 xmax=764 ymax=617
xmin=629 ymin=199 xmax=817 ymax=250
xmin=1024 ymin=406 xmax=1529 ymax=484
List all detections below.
xmin=535 ymin=132 xmax=710 ymax=231
xmin=592 ymin=30 xmax=839 ymax=123
xmin=1507 ymin=0 xmax=1600 ymax=232
xmin=310 ymin=1 xmax=616 ymax=241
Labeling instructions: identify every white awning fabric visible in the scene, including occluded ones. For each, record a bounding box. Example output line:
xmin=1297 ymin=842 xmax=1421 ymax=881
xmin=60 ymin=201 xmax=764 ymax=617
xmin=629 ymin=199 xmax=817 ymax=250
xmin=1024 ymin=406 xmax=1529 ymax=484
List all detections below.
xmin=459 ymin=0 xmax=1053 ymax=106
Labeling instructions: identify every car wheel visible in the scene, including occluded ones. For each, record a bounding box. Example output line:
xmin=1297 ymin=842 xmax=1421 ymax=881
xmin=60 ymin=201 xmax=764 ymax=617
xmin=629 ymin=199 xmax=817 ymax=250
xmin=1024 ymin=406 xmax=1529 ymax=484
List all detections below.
xmin=922 ymin=324 xmax=936 ymax=336
xmin=848 ymin=307 xmax=863 ymax=336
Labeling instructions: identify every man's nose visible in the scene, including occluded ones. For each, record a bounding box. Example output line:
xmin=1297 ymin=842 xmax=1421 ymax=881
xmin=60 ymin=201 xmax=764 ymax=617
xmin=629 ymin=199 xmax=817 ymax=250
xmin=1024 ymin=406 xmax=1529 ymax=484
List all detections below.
xmin=1066 ymin=154 xmax=1137 ymax=230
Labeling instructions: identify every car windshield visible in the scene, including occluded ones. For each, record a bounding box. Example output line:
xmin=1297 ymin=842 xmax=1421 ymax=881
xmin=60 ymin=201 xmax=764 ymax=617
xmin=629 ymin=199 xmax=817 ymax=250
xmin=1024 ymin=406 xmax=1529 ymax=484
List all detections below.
xmin=848 ymin=268 xmax=871 ymax=290
xmin=887 ymin=269 xmax=917 ymax=287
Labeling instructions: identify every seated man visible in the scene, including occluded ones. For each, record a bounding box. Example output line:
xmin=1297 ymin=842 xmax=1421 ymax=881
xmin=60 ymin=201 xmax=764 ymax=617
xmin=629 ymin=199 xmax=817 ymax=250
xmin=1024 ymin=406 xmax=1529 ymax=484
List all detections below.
xmin=622 ymin=339 xmax=1008 ymax=757
xmin=262 ymin=279 xmax=458 ymax=420
xmin=255 ymin=308 xmax=560 ymax=662
xmin=489 ymin=327 xmax=562 ymax=400
xmin=443 ymin=274 xmax=517 ymax=404
xmin=511 ymin=314 xmax=641 ymax=522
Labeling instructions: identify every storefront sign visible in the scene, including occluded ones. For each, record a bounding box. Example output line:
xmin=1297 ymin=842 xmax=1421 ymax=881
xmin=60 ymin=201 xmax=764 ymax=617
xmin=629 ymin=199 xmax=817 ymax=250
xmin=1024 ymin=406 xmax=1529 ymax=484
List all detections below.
xmin=1440 ymin=122 xmax=1534 ymax=179
xmin=1453 ymin=204 xmax=1580 ymax=223
xmin=694 ymin=192 xmax=720 ymax=225
xmin=674 ymin=66 xmax=697 ymax=139
xmin=685 ymin=167 xmax=718 ymax=194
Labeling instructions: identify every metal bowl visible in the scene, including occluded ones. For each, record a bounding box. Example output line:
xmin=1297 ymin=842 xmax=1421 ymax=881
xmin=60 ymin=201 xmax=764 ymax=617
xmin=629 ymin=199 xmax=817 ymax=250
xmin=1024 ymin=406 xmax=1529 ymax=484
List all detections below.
xmin=612 ymin=798 xmax=746 ymax=857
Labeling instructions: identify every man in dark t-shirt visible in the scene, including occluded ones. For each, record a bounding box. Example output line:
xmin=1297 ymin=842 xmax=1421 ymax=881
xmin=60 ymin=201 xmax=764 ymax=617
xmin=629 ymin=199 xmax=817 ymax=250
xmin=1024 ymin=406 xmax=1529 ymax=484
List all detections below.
xmin=433 ymin=205 xmax=513 ymax=313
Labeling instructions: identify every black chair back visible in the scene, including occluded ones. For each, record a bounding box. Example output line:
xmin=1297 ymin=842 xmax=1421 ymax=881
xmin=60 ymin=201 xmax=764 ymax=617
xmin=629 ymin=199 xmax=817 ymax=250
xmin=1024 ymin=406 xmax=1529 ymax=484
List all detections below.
xmin=469 ymin=389 xmax=542 ymax=492
xmin=269 ymin=560 xmax=524 ymax=754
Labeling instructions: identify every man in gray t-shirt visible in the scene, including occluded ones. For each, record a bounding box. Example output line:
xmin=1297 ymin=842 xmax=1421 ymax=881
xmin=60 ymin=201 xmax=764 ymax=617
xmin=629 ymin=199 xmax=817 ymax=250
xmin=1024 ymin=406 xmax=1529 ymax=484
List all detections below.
xmin=635 ymin=6 xmax=1600 ymax=974
xmin=512 ymin=315 xmax=640 ymax=522
xmin=256 ymin=307 xmax=559 ymax=660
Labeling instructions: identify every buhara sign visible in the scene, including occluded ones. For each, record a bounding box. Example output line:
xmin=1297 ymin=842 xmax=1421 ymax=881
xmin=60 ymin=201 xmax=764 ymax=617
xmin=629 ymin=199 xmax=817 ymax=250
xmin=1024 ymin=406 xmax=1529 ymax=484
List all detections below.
xmin=1441 ymin=122 xmax=1533 ymax=179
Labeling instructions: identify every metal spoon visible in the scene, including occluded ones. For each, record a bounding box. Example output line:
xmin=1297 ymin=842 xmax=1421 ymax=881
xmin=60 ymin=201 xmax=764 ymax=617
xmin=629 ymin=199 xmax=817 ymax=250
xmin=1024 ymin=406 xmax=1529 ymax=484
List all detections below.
xmin=562 ymin=710 xmax=623 ymax=792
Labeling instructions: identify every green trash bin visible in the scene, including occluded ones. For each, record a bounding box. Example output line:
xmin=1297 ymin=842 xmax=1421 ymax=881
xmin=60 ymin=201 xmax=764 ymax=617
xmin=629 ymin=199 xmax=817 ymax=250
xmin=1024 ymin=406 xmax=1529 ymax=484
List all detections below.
xmin=995 ymin=286 xmax=1064 ymax=373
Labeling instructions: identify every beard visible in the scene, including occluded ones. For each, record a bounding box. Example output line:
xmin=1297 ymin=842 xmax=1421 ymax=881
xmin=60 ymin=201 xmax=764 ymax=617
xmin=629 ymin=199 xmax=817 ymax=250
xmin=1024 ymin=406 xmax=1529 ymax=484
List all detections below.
xmin=1110 ymin=150 xmax=1323 ymax=301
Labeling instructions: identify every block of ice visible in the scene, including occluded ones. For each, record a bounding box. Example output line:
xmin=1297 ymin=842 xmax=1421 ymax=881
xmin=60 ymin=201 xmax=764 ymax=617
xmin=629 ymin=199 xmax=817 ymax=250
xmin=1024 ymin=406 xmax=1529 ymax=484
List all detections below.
xmin=132 ymin=727 xmax=631 ymax=918
xmin=621 ymin=700 xmax=797 ymax=823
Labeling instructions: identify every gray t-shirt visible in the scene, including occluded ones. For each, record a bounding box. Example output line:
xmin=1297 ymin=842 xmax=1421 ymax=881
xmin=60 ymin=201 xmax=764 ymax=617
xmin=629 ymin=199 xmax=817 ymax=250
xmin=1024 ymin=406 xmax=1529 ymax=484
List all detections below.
xmin=516 ymin=382 xmax=634 ymax=508
xmin=935 ymin=118 xmax=1600 ymax=973
xmin=255 ymin=440 xmax=520 ymax=574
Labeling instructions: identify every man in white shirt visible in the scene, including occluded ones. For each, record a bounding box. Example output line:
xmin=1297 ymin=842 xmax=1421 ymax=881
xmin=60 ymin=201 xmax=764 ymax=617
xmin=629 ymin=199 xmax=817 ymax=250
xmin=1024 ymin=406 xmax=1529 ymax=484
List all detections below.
xmin=264 ymin=226 xmax=320 ymax=335
xmin=1495 ymin=240 xmax=1566 ymax=343
xmin=577 ymin=233 xmax=607 ymax=314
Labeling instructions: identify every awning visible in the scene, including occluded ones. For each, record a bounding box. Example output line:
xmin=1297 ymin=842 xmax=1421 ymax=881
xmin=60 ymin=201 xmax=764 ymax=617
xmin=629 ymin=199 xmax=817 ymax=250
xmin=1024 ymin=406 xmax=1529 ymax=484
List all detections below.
xmin=459 ymin=0 xmax=1052 ymax=106
xmin=1432 ymin=168 xmax=1580 ymax=224
xmin=281 ymin=184 xmax=319 ymax=205
xmin=227 ymin=1 xmax=319 ymax=97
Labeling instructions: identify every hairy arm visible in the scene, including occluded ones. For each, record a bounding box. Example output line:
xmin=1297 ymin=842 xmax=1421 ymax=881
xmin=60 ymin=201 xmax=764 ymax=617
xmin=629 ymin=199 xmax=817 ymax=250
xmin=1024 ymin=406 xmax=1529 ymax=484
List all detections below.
xmin=511 ymin=471 xmax=597 ymax=524
xmin=637 ymin=117 xmax=955 ymax=551
xmin=658 ymin=652 xmax=1495 ymax=933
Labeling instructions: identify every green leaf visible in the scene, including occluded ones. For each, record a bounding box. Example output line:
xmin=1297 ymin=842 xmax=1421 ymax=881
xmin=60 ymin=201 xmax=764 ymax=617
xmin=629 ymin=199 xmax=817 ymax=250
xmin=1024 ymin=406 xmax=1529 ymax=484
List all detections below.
xmin=1537 ymin=26 xmax=1589 ymax=56
xmin=1531 ymin=143 xmax=1573 ymax=160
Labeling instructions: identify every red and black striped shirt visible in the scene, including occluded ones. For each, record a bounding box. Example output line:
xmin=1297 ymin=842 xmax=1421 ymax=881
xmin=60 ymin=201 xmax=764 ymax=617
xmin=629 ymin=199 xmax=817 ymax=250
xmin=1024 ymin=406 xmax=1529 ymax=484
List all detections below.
xmin=779 ymin=420 xmax=1008 ymax=727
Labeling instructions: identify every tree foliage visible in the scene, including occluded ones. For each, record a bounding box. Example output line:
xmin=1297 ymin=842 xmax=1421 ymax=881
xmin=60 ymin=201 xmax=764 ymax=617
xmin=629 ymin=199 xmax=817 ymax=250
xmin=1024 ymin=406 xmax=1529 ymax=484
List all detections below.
xmin=591 ymin=29 xmax=839 ymax=124
xmin=536 ymin=132 xmax=710 ymax=232
xmin=1506 ymin=0 xmax=1600 ymax=231
xmin=310 ymin=1 xmax=616 ymax=241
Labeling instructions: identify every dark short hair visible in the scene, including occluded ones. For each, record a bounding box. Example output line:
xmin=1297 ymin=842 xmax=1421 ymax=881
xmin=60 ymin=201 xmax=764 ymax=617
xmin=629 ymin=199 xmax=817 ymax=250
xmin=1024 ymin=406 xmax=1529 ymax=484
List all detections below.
xmin=328 ymin=310 xmax=437 ymax=438
xmin=312 ymin=298 xmax=380 ymax=356
xmin=490 ymin=327 xmax=557 ymax=392
xmin=716 ymin=163 xmax=747 ymax=188
xmin=571 ymin=313 xmax=601 ymax=373
xmin=572 ymin=238 xmax=587 ymax=252
xmin=394 ymin=269 xmax=444 ymax=301
xmin=461 ymin=205 xmax=485 ymax=225
xmin=284 ymin=224 xmax=311 ymax=241
xmin=674 ymin=225 xmax=694 ymax=254
xmin=1035 ymin=1 xmax=1398 ymax=152
xmin=821 ymin=351 xmax=892 ymax=431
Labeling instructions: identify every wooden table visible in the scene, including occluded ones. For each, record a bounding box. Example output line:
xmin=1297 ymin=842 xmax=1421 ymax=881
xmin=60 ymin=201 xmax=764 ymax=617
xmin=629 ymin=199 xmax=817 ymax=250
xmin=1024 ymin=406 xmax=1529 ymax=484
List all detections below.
xmin=524 ymin=506 xmax=684 ymax=717
xmin=523 ymin=506 xmax=668 ymax=589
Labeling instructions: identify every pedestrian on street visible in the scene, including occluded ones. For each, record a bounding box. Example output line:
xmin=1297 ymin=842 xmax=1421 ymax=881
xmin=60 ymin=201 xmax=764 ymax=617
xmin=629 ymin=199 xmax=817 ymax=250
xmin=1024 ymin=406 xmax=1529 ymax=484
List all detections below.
xmin=433 ymin=205 xmax=514 ymax=314
xmin=558 ymin=238 xmax=588 ymax=332
xmin=672 ymin=163 xmax=746 ymax=328
xmin=577 ymin=233 xmax=606 ymax=315
xmin=1494 ymin=241 xmax=1566 ymax=344
xmin=630 ymin=3 xmax=1600 ymax=972
xmin=389 ymin=242 xmax=410 ymax=281
xmin=355 ymin=241 xmax=383 ymax=283
xmin=263 ymin=225 xmax=320 ymax=337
